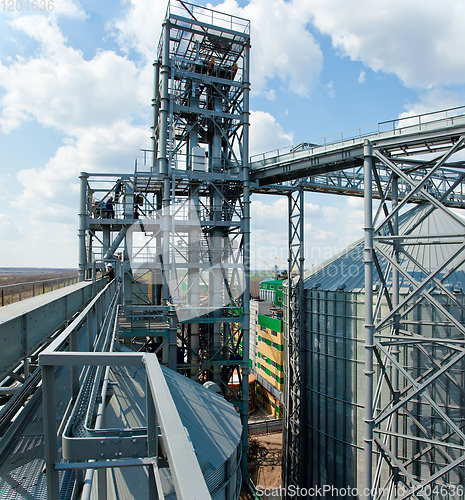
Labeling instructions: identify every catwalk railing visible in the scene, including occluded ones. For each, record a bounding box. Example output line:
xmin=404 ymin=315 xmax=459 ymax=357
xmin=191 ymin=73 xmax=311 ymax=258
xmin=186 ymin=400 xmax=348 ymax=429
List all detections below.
xmin=0 ymin=274 xmax=79 ymax=307
xmin=250 ymin=105 xmax=465 ymax=168
xmin=39 ymin=279 xmax=211 ymax=500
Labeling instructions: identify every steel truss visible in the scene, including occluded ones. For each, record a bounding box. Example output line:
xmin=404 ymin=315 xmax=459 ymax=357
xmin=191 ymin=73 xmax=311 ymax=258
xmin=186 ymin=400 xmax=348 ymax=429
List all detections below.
xmin=155 ymin=5 xmax=251 ymax=474
xmin=364 ymin=136 xmax=465 ymax=499
xmin=283 ymin=187 xmax=305 ymax=492
xmin=253 ymin=162 xmax=465 ymax=209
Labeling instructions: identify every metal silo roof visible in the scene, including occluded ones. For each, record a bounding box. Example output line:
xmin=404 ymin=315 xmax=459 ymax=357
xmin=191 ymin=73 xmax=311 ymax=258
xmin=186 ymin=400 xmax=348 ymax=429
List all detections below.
xmin=304 ymin=203 xmax=465 ymax=293
xmin=98 ymin=343 xmax=242 ymax=499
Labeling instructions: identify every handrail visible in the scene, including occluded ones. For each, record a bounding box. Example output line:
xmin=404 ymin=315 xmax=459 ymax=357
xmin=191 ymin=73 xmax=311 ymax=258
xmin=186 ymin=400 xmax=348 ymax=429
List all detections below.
xmin=0 ymin=274 xmax=79 ymax=306
xmin=39 ymin=279 xmax=212 ymax=500
xmin=250 ymin=105 xmax=465 ymax=165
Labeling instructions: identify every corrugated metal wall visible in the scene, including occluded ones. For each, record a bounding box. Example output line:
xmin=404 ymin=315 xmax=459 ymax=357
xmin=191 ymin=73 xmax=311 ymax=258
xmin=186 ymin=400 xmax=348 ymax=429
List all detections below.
xmin=302 ymin=289 xmax=465 ymax=492
xmin=303 ymin=290 xmax=365 ymax=491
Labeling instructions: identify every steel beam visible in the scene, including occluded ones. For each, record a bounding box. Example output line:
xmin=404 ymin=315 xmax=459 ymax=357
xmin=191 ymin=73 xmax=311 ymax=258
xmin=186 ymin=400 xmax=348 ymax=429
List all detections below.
xmin=283 ymin=187 xmax=304 ymax=494
xmin=364 ymin=140 xmax=375 ymax=500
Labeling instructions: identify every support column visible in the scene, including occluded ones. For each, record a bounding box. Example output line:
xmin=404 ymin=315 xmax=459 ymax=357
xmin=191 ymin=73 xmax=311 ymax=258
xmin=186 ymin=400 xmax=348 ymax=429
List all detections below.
xmin=42 ymin=364 xmax=60 ymax=500
xmin=78 ymin=172 xmax=88 ymax=282
xmin=363 ymin=140 xmax=375 ymax=499
xmin=391 ymin=174 xmax=400 ymax=498
xmin=168 ymin=306 xmax=177 ymax=370
xmin=240 ymin=40 xmax=251 ymax=480
xmin=86 ymin=232 xmax=93 ymax=280
xmin=283 ymin=187 xmax=304 ymax=494
xmin=151 ymin=61 xmax=160 ymax=173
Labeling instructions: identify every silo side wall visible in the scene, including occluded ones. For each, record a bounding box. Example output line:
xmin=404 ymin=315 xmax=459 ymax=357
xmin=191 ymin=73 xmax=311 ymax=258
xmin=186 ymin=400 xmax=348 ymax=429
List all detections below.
xmin=302 ymin=289 xmax=365 ymax=493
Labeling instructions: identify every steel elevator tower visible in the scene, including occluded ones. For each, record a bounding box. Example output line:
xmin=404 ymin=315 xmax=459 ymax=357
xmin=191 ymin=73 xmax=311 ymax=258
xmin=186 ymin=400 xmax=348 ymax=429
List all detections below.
xmin=153 ymin=2 xmax=251 ymax=467
xmin=79 ymin=0 xmax=251 ymax=476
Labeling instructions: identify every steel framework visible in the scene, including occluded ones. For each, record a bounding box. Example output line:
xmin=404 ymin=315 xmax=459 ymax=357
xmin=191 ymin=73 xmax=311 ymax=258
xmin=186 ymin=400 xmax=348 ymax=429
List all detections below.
xmin=363 ymin=136 xmax=465 ymax=499
xmin=71 ymin=7 xmax=465 ymax=493
xmin=249 ymin=107 xmax=465 ymax=496
xmin=282 ymin=187 xmax=305 ymax=490
xmin=154 ymin=1 xmax=251 ymax=474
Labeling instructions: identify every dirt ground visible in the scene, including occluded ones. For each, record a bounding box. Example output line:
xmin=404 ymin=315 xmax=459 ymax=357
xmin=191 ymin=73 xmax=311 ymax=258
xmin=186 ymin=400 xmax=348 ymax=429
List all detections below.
xmin=242 ymin=432 xmax=283 ymax=499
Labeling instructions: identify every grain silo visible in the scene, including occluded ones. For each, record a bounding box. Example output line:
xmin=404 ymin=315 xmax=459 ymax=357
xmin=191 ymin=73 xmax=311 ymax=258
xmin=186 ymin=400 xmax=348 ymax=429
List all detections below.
xmin=299 ymin=202 xmax=465 ymax=495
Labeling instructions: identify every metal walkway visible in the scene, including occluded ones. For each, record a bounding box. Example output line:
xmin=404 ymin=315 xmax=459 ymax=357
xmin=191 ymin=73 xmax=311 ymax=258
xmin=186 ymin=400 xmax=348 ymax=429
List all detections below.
xmin=250 ymin=106 xmax=465 ymax=206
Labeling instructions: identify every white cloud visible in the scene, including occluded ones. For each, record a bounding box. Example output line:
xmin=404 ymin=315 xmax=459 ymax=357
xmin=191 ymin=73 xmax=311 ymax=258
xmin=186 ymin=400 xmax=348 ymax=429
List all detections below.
xmin=264 ymin=89 xmax=277 ymax=101
xmin=109 ymin=0 xmax=166 ymax=62
xmin=313 ymin=229 xmax=336 ymax=241
xmin=0 ymin=214 xmax=22 ymax=241
xmin=114 ymin=0 xmax=324 ymax=95
xmin=12 ymin=121 xmax=150 ymax=224
xmin=347 ymin=197 xmax=364 ymax=208
xmin=305 ymin=201 xmax=322 ymax=216
xmin=399 ymin=88 xmax=465 ymax=118
xmin=326 ymin=81 xmax=335 ymax=98
xmin=3 ymin=221 xmax=79 ymax=267
xmin=0 ymin=15 xmax=150 ymax=134
xmin=0 ymin=177 xmax=12 ymax=200
xmin=205 ymin=0 xmax=323 ymax=96
xmin=51 ymin=0 xmax=88 ymax=19
xmin=358 ymin=70 xmax=366 ymax=84
xmin=342 ymin=196 xmax=367 ymax=245
xmin=322 ymin=206 xmax=341 ymax=222
xmin=251 ymin=196 xmax=288 ymax=222
xmin=307 ymin=0 xmax=465 ymax=89
xmin=249 ymin=110 xmax=293 ymax=156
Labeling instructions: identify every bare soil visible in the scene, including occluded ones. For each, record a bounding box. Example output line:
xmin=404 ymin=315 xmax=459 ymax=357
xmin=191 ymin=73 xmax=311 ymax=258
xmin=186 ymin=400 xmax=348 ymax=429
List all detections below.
xmin=243 ymin=433 xmax=283 ymax=499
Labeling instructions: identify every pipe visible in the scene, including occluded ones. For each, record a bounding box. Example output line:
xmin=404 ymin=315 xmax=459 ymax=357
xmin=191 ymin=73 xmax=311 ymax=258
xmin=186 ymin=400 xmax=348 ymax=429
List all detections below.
xmin=78 ymin=173 xmax=89 ymax=282
xmin=240 ymin=39 xmax=251 ymax=481
xmin=159 ymin=22 xmax=170 ymax=177
xmin=152 ymin=61 xmax=160 ymax=173
xmin=363 ymin=140 xmax=374 ymax=500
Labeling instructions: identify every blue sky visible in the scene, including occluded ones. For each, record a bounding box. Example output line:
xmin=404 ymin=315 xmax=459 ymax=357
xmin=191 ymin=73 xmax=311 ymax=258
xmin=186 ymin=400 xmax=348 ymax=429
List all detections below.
xmin=1 ymin=0 xmax=465 ymax=269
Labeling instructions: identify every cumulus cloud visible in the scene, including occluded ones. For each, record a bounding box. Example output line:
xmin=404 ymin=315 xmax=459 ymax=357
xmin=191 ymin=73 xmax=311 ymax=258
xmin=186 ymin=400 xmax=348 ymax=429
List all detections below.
xmin=204 ymin=0 xmax=323 ymax=95
xmin=250 ymin=194 xmax=352 ymax=269
xmin=12 ymin=121 xmax=150 ymax=224
xmin=109 ymin=0 xmax=166 ymax=62
xmin=399 ymin=88 xmax=465 ymax=118
xmin=0 ymin=15 xmax=150 ymax=135
xmin=250 ymin=110 xmax=293 ymax=156
xmin=307 ymin=0 xmax=465 ymax=89
xmin=111 ymin=0 xmax=323 ymax=95
xmin=251 ymin=196 xmax=288 ymax=223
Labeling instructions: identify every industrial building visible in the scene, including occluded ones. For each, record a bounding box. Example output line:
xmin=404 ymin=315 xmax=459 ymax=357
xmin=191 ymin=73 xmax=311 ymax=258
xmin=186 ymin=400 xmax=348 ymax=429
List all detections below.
xmin=259 ymin=278 xmax=285 ymax=305
xmin=250 ymin=295 xmax=285 ymax=418
xmin=1 ymin=1 xmax=465 ymax=499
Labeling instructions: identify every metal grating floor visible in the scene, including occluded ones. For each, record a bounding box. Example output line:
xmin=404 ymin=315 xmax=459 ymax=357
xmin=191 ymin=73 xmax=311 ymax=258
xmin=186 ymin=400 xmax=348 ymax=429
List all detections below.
xmin=0 ymin=333 xmax=88 ymax=500
xmin=0 ymin=388 xmax=75 ymax=500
